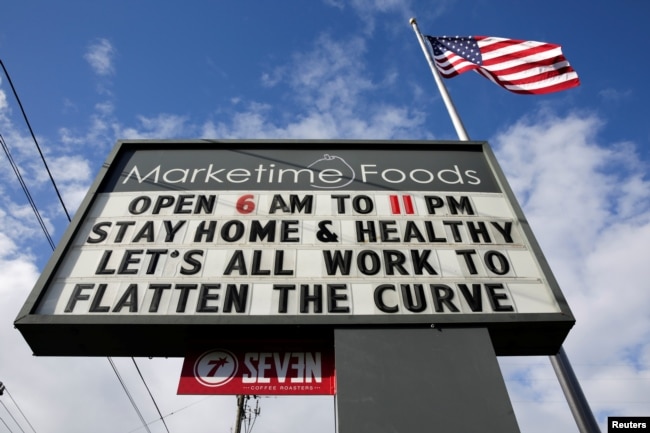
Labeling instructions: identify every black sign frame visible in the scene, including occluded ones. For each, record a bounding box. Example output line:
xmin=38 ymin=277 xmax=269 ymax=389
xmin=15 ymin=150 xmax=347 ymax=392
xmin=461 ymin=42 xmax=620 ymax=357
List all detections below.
xmin=15 ymin=139 xmax=574 ymax=356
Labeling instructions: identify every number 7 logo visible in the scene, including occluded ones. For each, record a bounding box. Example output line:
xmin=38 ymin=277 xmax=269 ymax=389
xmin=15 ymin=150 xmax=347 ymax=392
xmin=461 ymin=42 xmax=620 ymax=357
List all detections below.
xmin=194 ymin=350 xmax=238 ymax=387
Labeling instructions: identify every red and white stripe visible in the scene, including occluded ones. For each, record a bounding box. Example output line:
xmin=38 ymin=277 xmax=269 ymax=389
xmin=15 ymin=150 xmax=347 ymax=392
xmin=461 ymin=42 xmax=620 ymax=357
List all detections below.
xmin=432 ymin=35 xmax=580 ymax=95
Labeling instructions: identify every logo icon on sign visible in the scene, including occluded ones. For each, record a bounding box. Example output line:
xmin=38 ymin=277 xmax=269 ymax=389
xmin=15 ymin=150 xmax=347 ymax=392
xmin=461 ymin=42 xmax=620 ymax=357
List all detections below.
xmin=194 ymin=349 xmax=238 ymax=387
xmin=308 ymin=154 xmax=355 ymax=189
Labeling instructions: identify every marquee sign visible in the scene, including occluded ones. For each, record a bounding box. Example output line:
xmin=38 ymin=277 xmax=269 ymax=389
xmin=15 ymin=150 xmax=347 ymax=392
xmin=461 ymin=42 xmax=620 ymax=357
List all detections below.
xmin=15 ymin=139 xmax=574 ymax=356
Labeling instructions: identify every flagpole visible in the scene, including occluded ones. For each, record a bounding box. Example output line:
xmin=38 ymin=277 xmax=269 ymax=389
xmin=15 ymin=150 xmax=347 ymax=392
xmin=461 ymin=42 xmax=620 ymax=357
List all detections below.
xmin=409 ymin=17 xmax=601 ymax=433
xmin=409 ymin=18 xmax=470 ymax=141
xmin=550 ymin=347 xmax=601 ymax=433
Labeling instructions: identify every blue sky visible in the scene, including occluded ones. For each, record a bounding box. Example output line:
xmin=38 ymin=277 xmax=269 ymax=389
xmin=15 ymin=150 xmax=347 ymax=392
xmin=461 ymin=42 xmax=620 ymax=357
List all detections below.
xmin=1 ymin=1 xmax=649 ymax=432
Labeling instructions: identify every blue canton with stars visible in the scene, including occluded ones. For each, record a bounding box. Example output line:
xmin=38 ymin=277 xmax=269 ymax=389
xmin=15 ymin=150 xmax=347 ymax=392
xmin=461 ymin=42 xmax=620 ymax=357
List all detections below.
xmin=427 ymin=36 xmax=483 ymax=65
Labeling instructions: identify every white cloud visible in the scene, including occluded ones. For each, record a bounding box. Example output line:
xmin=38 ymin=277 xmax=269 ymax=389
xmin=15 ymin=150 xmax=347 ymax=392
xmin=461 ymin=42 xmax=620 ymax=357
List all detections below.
xmin=288 ymin=35 xmax=372 ymax=109
xmin=0 ymin=122 xmax=69 ymax=249
xmin=321 ymin=0 xmax=345 ymax=9
xmin=322 ymin=0 xmax=415 ymax=33
xmin=85 ymin=38 xmax=116 ymax=77
xmin=59 ymin=101 xmax=118 ymax=152
xmin=0 ymin=86 xmax=8 ymax=112
xmin=348 ymin=0 xmax=412 ymax=15
xmin=118 ymin=113 xmax=192 ymax=139
xmin=212 ymin=34 xmax=427 ymax=140
xmin=493 ymin=110 xmax=650 ymax=431
xmin=321 ymin=0 xmax=451 ymax=34
xmin=599 ymin=87 xmax=632 ymax=102
xmin=51 ymin=155 xmax=93 ymax=212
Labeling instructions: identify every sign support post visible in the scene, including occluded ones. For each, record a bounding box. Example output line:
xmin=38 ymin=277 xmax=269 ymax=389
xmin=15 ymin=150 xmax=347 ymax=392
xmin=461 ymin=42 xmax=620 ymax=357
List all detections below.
xmin=335 ymin=327 xmax=520 ymax=433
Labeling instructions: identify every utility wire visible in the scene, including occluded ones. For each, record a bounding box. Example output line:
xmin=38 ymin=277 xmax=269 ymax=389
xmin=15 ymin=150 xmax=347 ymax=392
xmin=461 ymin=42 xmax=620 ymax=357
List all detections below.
xmin=1 ymin=58 xmax=166 ymax=433
xmin=0 ymin=414 xmax=14 ymax=433
xmin=242 ymin=396 xmax=260 ymax=433
xmin=0 ymin=400 xmax=25 ymax=433
xmin=131 ymin=359 xmax=171 ymax=433
xmin=2 ymin=388 xmax=37 ymax=433
xmin=125 ymin=396 xmax=215 ymax=433
xmin=0 ymin=60 xmax=71 ymax=221
xmin=0 ymin=134 xmax=55 ymax=250
xmin=108 ymin=358 xmax=152 ymax=433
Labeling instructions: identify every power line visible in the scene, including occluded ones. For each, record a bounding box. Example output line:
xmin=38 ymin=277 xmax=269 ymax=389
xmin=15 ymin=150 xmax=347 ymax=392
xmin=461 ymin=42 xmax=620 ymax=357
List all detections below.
xmin=0 ymin=60 xmax=71 ymax=221
xmin=108 ymin=358 xmax=152 ymax=433
xmin=0 ymin=400 xmax=23 ymax=433
xmin=0 ymin=134 xmax=55 ymax=250
xmin=242 ymin=396 xmax=260 ymax=433
xmin=1 ymin=58 xmax=169 ymax=433
xmin=0 ymin=414 xmax=14 ymax=433
xmin=1 ymin=388 xmax=36 ymax=433
xmin=131 ymin=359 xmax=171 ymax=433
xmin=125 ymin=396 xmax=215 ymax=433
xmin=0 ymin=384 xmax=37 ymax=433
xmin=234 ymin=396 xmax=260 ymax=433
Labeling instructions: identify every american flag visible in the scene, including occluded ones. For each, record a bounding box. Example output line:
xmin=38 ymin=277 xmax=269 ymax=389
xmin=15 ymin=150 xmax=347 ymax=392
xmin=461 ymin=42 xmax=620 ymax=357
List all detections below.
xmin=426 ymin=35 xmax=580 ymax=95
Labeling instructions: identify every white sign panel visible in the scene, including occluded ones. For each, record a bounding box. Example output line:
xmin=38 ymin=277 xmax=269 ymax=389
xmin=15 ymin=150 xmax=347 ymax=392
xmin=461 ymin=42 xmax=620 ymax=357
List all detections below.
xmin=39 ymin=190 xmax=560 ymax=317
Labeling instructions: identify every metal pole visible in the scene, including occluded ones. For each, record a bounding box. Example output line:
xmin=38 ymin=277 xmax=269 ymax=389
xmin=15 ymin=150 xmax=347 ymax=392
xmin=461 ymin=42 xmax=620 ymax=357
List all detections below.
xmin=550 ymin=347 xmax=601 ymax=432
xmin=409 ymin=18 xmax=470 ymax=141
xmin=234 ymin=395 xmax=245 ymax=433
xmin=409 ymin=16 xmax=600 ymax=433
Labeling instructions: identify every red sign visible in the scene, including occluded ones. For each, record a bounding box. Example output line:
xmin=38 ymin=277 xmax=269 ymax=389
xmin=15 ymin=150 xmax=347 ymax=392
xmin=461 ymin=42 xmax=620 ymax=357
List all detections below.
xmin=177 ymin=343 xmax=335 ymax=395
